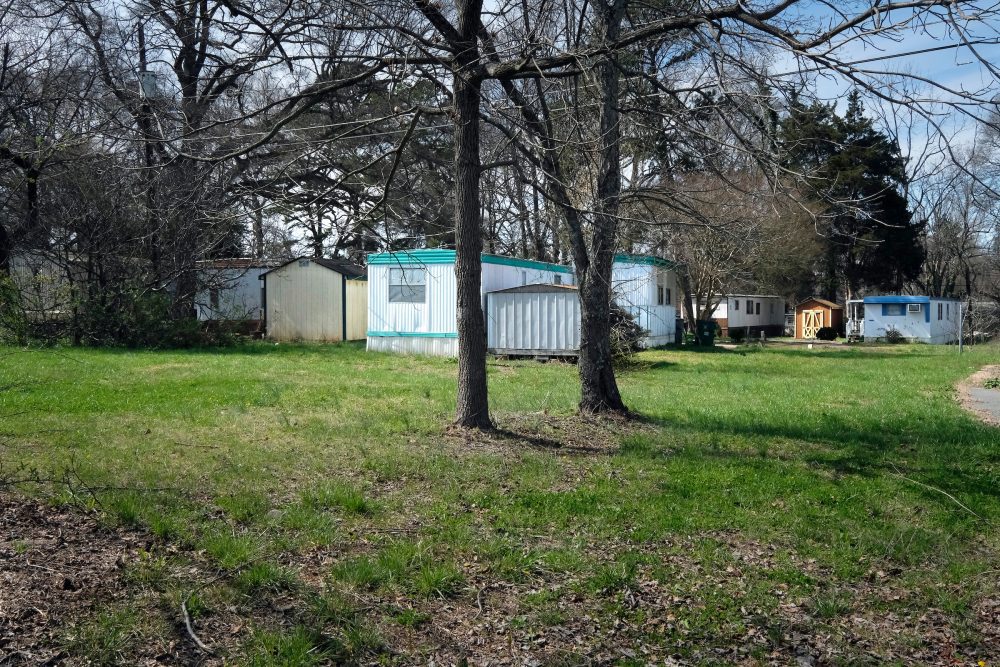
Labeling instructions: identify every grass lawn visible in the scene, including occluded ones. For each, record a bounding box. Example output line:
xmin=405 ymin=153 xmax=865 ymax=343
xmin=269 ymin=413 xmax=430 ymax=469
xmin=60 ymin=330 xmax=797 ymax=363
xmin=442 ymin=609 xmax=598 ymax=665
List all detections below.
xmin=1 ymin=342 xmax=998 ymax=665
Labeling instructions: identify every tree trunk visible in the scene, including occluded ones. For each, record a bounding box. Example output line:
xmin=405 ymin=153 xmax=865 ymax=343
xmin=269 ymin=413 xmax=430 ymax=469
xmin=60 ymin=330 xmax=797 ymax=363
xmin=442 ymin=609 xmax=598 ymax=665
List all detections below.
xmin=578 ymin=0 xmax=628 ymax=415
xmin=452 ymin=0 xmax=491 ymax=429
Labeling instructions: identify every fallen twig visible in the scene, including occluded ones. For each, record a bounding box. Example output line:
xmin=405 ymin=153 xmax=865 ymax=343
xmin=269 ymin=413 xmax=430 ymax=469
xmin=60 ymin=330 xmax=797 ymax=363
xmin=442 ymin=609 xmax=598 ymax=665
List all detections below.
xmin=890 ymin=465 xmax=988 ymax=523
xmin=181 ymin=596 xmax=215 ymax=655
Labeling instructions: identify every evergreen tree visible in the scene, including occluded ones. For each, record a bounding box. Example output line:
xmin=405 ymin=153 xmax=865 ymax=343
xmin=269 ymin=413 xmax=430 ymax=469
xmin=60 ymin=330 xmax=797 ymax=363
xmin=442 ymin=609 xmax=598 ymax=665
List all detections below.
xmin=781 ymin=90 xmax=924 ymax=299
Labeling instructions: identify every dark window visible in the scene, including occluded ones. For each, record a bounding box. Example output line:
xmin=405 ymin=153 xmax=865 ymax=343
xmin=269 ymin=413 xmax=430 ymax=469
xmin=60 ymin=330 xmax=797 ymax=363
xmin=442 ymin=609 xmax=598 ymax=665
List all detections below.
xmin=657 ymin=286 xmax=665 ymax=305
xmin=734 ymin=300 xmax=739 ymax=311
xmin=554 ymin=274 xmax=562 ymax=285
xmin=209 ymin=288 xmax=220 ymax=309
xmin=746 ymin=299 xmax=753 ymax=313
xmin=388 ymin=268 xmax=426 ymax=303
xmin=755 ymin=303 xmax=761 ymax=315
xmin=946 ymin=303 xmax=950 ymax=318
xmin=938 ymin=303 xmax=943 ymax=320
xmin=665 ymin=288 xmax=672 ymax=305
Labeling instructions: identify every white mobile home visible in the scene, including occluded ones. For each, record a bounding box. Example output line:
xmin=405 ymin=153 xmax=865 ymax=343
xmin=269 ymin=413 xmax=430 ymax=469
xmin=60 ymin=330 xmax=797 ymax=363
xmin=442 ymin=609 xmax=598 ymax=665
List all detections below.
xmin=261 ymin=257 xmax=367 ymax=341
xmin=699 ymin=294 xmax=786 ymax=338
xmin=612 ymin=254 xmax=680 ymax=347
xmin=195 ymin=259 xmax=277 ymax=323
xmin=861 ymin=295 xmax=961 ymax=344
xmin=367 ymin=249 xmax=573 ymax=356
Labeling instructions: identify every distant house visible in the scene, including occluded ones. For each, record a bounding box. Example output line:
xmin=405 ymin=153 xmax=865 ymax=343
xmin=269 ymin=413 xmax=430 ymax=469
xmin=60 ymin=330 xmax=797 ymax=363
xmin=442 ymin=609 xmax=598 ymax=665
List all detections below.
xmin=9 ymin=252 xmax=75 ymax=320
xmin=195 ymin=259 xmax=278 ymax=324
xmin=261 ymin=257 xmax=367 ymax=341
xmin=698 ymin=294 xmax=786 ymax=338
xmin=794 ymin=297 xmax=844 ymax=339
xmin=366 ymin=249 xmax=573 ymax=356
xmin=861 ymin=295 xmax=961 ymax=344
xmin=611 ymin=254 xmax=681 ymax=347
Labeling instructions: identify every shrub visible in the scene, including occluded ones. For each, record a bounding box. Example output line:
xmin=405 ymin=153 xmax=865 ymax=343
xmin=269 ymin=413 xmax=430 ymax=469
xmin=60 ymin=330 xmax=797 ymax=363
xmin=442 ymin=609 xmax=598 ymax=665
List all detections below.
xmin=884 ymin=326 xmax=905 ymax=344
xmin=0 ymin=276 xmax=28 ymax=345
xmin=609 ymin=304 xmax=647 ymax=363
xmin=984 ymin=377 xmax=1000 ymax=390
xmin=815 ymin=327 xmax=838 ymax=341
xmin=729 ymin=327 xmax=747 ymax=344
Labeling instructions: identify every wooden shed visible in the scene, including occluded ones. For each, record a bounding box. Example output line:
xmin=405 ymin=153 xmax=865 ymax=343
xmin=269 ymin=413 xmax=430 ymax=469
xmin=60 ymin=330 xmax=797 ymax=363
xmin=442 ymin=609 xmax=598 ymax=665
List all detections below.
xmin=261 ymin=257 xmax=367 ymax=341
xmin=794 ymin=297 xmax=843 ymax=339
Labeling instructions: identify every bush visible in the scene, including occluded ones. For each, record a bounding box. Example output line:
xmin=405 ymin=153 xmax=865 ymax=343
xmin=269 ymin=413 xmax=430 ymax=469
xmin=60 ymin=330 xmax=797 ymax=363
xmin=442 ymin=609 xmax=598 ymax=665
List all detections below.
xmin=884 ymin=326 xmax=905 ymax=344
xmin=0 ymin=275 xmax=28 ymax=345
xmin=609 ymin=304 xmax=647 ymax=363
xmin=815 ymin=327 xmax=838 ymax=341
xmin=729 ymin=327 xmax=747 ymax=344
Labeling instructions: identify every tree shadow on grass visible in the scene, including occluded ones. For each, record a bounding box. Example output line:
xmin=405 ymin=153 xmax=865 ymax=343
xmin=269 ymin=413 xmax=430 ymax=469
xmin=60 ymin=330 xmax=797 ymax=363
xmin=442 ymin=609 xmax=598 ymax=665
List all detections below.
xmin=633 ymin=408 xmax=1000 ymax=511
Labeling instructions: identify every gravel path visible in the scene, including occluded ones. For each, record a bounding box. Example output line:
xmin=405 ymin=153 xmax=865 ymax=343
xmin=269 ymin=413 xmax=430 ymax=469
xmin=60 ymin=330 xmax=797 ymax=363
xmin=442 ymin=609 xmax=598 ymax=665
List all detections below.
xmin=957 ymin=365 xmax=1000 ymax=427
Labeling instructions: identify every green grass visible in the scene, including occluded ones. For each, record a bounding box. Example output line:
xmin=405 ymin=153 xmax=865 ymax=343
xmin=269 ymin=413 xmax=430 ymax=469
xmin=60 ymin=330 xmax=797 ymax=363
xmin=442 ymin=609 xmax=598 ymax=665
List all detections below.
xmin=2 ymin=341 xmax=998 ymax=662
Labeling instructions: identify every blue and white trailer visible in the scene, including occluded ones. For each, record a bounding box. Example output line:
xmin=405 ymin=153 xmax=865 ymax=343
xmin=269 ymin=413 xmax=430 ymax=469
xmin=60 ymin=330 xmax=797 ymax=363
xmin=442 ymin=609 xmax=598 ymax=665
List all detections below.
xmin=861 ymin=295 xmax=962 ymax=344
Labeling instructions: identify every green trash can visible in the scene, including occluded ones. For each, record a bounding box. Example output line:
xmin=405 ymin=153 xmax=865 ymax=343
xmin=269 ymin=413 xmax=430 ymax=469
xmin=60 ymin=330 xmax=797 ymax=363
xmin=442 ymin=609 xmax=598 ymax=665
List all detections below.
xmin=695 ymin=319 xmax=716 ymax=346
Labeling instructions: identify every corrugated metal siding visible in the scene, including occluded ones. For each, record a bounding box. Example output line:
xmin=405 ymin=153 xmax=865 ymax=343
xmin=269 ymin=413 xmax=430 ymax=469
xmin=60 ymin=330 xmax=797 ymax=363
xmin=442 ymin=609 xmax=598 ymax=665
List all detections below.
xmin=612 ymin=261 xmax=678 ymax=346
xmin=265 ymin=261 xmax=343 ymax=341
xmin=367 ymin=336 xmax=458 ymax=356
xmin=345 ymin=280 xmax=368 ymax=340
xmin=486 ymin=290 xmax=580 ymax=354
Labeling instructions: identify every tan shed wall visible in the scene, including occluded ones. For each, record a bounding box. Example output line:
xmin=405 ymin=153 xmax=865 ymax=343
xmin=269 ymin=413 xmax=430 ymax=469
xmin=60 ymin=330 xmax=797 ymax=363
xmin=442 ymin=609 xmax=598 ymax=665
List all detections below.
xmin=266 ymin=261 xmax=344 ymax=341
xmin=345 ymin=280 xmax=368 ymax=340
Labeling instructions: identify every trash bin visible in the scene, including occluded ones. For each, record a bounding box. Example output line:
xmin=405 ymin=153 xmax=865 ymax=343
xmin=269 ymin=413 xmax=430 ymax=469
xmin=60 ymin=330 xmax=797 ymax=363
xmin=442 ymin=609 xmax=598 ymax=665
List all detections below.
xmin=695 ymin=319 xmax=715 ymax=346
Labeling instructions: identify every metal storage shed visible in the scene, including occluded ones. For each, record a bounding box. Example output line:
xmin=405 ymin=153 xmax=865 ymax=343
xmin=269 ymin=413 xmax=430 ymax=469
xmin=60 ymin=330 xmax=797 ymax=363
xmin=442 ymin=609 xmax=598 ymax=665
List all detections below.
xmin=486 ymin=284 xmax=580 ymax=356
xmin=260 ymin=257 xmax=367 ymax=341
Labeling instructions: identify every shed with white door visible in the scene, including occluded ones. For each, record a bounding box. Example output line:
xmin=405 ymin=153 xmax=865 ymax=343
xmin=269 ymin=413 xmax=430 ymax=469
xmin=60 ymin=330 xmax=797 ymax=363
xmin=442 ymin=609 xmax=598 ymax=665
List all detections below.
xmin=861 ymin=295 xmax=961 ymax=344
xmin=261 ymin=257 xmax=368 ymax=341
xmin=795 ymin=297 xmax=844 ymax=339
xmin=366 ymin=249 xmax=574 ymax=356
xmin=611 ymin=254 xmax=680 ymax=347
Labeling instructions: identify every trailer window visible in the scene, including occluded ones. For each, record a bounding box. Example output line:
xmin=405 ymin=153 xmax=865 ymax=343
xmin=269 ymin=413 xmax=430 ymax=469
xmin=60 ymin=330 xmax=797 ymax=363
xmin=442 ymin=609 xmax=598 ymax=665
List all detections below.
xmin=746 ymin=299 xmax=753 ymax=313
xmin=554 ymin=274 xmax=562 ymax=285
xmin=734 ymin=300 xmax=739 ymax=311
xmin=388 ymin=268 xmax=426 ymax=303
xmin=755 ymin=302 xmax=761 ymax=315
xmin=885 ymin=304 xmax=905 ymax=316
xmin=938 ymin=303 xmax=943 ymax=320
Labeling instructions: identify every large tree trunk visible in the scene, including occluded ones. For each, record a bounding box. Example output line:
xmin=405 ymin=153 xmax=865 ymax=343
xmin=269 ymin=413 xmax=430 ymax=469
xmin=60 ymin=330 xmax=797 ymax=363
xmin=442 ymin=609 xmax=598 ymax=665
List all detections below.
xmin=578 ymin=0 xmax=628 ymax=415
xmin=452 ymin=0 xmax=491 ymax=429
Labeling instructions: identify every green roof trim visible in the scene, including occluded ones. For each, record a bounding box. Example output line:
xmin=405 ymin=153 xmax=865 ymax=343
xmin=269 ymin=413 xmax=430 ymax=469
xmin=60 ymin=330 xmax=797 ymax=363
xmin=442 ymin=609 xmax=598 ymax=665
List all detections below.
xmin=614 ymin=253 xmax=679 ymax=268
xmin=367 ymin=331 xmax=458 ymax=338
xmin=367 ymin=249 xmax=573 ymax=274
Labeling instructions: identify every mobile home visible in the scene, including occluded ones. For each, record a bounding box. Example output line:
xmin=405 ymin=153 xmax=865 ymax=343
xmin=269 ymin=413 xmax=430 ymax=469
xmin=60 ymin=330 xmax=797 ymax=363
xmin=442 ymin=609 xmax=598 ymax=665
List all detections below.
xmin=699 ymin=294 xmax=786 ymax=338
xmin=611 ymin=254 xmax=680 ymax=347
xmin=367 ymin=249 xmax=573 ymax=356
xmin=261 ymin=257 xmax=367 ymax=341
xmin=196 ymin=259 xmax=277 ymax=324
xmin=861 ymin=295 xmax=961 ymax=344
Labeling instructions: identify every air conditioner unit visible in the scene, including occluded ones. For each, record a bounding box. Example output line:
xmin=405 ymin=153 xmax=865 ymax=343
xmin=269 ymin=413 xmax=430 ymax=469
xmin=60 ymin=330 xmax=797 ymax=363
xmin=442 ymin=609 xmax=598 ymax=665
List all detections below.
xmin=907 ymin=303 xmax=921 ymax=313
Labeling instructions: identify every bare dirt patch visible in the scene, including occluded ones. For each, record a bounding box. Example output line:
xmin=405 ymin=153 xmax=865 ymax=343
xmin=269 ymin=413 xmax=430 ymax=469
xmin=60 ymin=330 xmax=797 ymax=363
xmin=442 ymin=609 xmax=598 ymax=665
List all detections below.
xmin=444 ymin=411 xmax=654 ymax=457
xmin=956 ymin=364 xmax=1000 ymax=427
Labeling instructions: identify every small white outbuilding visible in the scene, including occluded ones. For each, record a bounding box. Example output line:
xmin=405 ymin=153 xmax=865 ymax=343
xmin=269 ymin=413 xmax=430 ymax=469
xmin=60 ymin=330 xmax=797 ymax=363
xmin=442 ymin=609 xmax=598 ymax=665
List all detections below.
xmin=861 ymin=295 xmax=961 ymax=344
xmin=261 ymin=257 xmax=367 ymax=341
